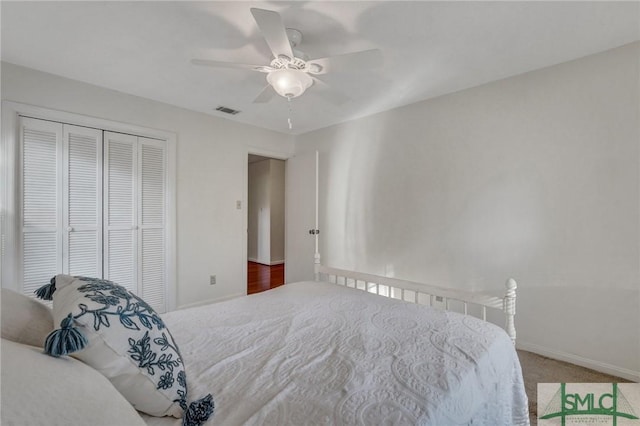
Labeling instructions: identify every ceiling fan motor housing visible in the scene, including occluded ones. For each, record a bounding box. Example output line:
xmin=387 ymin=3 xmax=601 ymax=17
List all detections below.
xmin=271 ymin=56 xmax=309 ymax=70
xmin=270 ymin=54 xmax=323 ymax=77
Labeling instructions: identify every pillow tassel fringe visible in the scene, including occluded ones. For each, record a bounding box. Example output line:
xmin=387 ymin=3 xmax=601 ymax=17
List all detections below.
xmin=44 ymin=313 xmax=88 ymax=357
xmin=34 ymin=276 xmax=57 ymax=301
xmin=182 ymin=394 xmax=214 ymax=426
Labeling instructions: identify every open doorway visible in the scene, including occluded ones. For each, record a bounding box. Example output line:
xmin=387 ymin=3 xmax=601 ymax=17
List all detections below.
xmin=247 ymin=154 xmax=285 ymax=294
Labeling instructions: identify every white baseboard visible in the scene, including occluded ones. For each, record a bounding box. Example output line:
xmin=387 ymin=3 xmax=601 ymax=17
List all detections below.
xmin=516 ymin=341 xmax=640 ymax=382
xmin=248 ymin=258 xmax=285 ymax=266
xmin=175 ymin=292 xmax=245 ymax=311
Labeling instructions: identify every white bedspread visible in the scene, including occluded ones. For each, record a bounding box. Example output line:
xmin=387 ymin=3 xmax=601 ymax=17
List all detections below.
xmin=142 ymin=281 xmax=529 ymax=426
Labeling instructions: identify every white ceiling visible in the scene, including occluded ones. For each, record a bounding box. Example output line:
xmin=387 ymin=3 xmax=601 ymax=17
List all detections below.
xmin=2 ymin=1 xmax=638 ymax=135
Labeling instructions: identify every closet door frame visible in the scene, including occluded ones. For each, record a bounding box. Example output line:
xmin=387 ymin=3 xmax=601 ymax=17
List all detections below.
xmin=1 ymin=101 xmax=177 ymax=311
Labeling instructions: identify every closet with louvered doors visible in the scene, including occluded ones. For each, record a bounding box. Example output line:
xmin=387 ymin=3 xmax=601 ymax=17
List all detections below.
xmin=18 ymin=116 xmax=168 ymax=313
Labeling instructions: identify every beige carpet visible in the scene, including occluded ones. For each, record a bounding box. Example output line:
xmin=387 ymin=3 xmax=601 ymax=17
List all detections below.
xmin=517 ymin=350 xmax=632 ymax=425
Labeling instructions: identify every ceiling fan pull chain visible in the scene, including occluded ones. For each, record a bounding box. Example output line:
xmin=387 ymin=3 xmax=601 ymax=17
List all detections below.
xmin=287 ymin=97 xmax=293 ymax=130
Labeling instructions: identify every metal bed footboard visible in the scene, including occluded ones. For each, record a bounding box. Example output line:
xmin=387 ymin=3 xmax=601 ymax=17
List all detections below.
xmin=314 ymin=264 xmax=518 ymax=344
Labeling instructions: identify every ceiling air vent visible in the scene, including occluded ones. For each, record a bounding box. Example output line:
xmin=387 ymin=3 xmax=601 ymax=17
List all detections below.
xmin=215 ymin=106 xmax=241 ymax=115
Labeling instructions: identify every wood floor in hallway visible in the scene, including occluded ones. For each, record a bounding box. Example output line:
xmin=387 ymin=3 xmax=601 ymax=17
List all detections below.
xmin=247 ymin=261 xmax=285 ymax=294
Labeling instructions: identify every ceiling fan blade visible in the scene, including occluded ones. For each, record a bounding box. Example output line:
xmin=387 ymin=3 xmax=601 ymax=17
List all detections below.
xmin=308 ymin=49 xmax=382 ymax=75
xmin=311 ymin=77 xmax=351 ymax=105
xmin=253 ymin=85 xmax=276 ymax=103
xmin=250 ymin=8 xmax=294 ymax=60
xmin=191 ymin=59 xmax=271 ymax=72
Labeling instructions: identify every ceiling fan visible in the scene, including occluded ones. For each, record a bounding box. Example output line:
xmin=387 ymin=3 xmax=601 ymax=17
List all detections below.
xmin=191 ymin=8 xmax=382 ymax=105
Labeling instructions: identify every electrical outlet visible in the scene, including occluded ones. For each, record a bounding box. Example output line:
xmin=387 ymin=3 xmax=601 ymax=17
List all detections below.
xmin=210 ymin=275 xmax=216 ymax=285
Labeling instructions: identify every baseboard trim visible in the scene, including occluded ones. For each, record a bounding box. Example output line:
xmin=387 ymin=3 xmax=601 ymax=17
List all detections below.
xmin=176 ymin=292 xmax=245 ymax=311
xmin=516 ymin=341 xmax=640 ymax=382
xmin=248 ymin=258 xmax=285 ymax=266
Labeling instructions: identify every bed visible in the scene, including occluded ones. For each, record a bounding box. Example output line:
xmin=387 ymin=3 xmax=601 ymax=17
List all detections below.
xmin=1 ymin=264 xmax=530 ymax=426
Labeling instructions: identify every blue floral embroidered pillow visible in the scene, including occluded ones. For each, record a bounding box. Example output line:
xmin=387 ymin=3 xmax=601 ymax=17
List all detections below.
xmin=36 ymin=275 xmax=213 ymax=426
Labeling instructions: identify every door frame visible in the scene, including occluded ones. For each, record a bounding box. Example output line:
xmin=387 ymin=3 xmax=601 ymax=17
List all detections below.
xmin=244 ymin=147 xmax=291 ymax=292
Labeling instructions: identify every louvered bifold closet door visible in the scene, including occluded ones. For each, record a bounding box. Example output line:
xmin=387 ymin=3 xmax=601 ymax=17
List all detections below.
xmin=138 ymin=138 xmax=166 ymax=313
xmin=63 ymin=125 xmax=103 ymax=277
xmin=20 ymin=117 xmax=62 ymax=297
xmin=104 ymin=132 xmax=137 ymax=294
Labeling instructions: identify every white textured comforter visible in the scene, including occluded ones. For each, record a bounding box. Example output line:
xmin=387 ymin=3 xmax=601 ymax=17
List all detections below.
xmin=143 ymin=281 xmax=529 ymax=426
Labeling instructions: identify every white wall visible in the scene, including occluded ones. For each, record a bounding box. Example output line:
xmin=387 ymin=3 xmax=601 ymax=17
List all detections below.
xmin=292 ymin=42 xmax=640 ymax=379
xmin=1 ymin=62 xmax=294 ymax=307
xmin=248 ymin=160 xmax=271 ymax=264
xmin=247 ymin=158 xmax=285 ymax=264
xmin=269 ymin=159 xmax=286 ymax=264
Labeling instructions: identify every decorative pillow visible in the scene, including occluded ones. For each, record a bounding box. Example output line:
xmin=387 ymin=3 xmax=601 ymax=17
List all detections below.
xmin=1 ymin=338 xmax=148 ymax=426
xmin=36 ymin=275 xmax=214 ymax=426
xmin=1 ymin=287 xmax=54 ymax=347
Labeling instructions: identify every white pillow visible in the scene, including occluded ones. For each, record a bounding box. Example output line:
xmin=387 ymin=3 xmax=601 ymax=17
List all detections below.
xmin=37 ymin=275 xmax=213 ymax=426
xmin=1 ymin=338 xmax=147 ymax=426
xmin=1 ymin=288 xmax=53 ymax=347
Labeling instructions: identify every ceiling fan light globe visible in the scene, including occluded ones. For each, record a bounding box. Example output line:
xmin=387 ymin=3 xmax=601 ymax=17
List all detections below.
xmin=267 ymin=69 xmax=312 ymax=98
